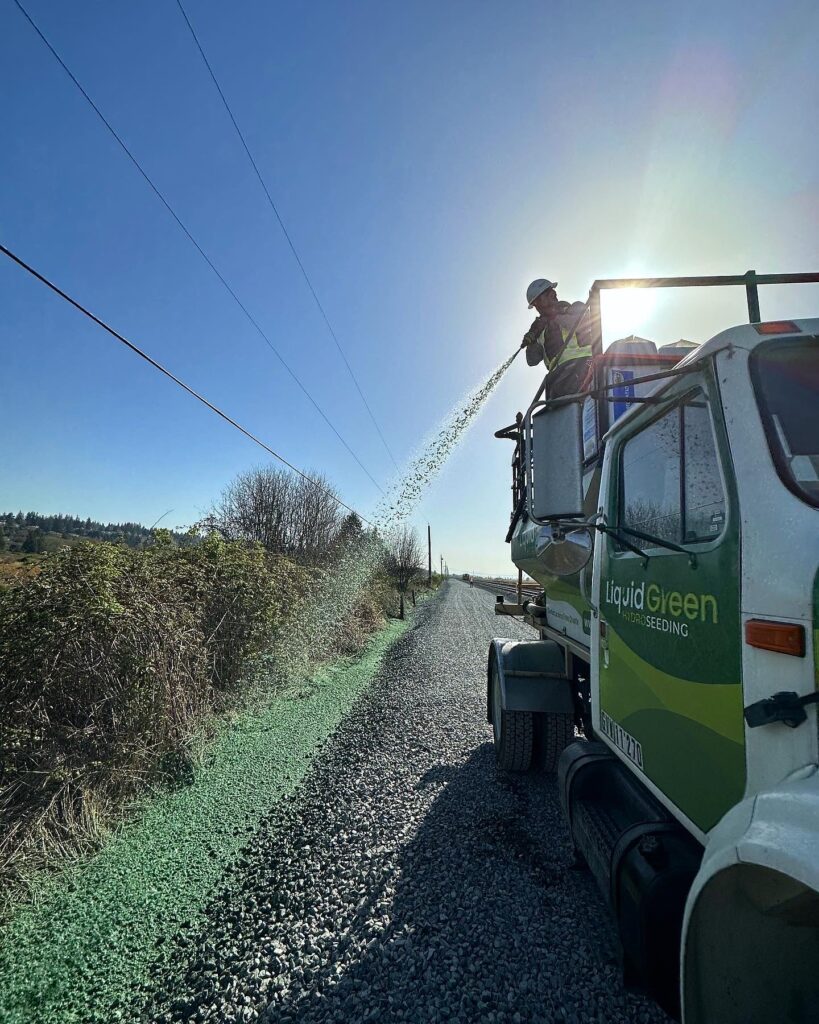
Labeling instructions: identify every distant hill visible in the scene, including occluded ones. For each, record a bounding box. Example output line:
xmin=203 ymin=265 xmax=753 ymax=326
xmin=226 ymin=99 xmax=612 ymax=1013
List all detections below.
xmin=0 ymin=511 xmax=189 ymax=555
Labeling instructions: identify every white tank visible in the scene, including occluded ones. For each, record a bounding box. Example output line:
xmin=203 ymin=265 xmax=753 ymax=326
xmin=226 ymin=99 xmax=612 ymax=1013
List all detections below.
xmin=607 ymin=335 xmax=658 ymax=356
xmin=658 ymin=339 xmax=699 ymax=359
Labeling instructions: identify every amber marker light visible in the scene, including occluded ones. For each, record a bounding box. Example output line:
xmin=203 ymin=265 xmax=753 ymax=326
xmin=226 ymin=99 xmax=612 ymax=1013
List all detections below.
xmin=753 ymin=321 xmax=801 ymax=334
xmin=745 ymin=619 xmax=806 ymax=657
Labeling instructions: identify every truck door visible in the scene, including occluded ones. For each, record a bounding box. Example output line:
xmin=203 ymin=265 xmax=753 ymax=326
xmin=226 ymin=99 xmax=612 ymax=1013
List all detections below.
xmin=596 ymin=374 xmax=746 ymax=835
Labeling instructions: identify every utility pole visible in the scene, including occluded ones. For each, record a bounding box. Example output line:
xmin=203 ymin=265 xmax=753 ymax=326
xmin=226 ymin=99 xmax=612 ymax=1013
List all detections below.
xmin=428 ymin=524 xmax=432 ymax=585
xmin=440 ymin=554 xmax=444 ymax=577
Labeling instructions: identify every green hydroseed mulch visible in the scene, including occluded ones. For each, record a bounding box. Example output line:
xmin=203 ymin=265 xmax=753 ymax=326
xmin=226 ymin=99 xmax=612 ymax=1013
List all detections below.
xmin=0 ymin=616 xmax=411 ymax=1024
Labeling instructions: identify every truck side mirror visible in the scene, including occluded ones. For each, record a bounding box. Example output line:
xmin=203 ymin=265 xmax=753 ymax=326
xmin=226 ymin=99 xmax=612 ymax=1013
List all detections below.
xmin=536 ymin=523 xmax=593 ymax=576
xmin=526 ymin=400 xmax=584 ymax=521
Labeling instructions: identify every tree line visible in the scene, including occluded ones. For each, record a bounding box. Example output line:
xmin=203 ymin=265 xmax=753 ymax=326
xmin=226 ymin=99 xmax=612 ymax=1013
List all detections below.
xmin=0 ymin=511 xmax=188 ymax=554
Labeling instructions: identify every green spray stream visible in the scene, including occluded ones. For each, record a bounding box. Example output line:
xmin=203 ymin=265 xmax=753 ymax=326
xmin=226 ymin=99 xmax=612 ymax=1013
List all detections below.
xmin=375 ymin=348 xmax=521 ymax=525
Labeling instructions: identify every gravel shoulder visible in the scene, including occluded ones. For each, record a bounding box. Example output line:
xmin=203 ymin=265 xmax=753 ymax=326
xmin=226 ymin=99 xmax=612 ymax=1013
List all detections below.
xmin=139 ymin=581 xmax=670 ymax=1024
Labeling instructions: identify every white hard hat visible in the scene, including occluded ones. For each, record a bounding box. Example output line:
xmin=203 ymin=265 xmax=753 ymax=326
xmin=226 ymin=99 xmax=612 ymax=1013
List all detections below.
xmin=526 ymin=278 xmax=558 ymax=307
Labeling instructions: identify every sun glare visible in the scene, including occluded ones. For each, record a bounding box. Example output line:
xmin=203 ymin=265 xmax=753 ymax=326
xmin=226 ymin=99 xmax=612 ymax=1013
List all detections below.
xmin=600 ymin=289 xmax=658 ymax=349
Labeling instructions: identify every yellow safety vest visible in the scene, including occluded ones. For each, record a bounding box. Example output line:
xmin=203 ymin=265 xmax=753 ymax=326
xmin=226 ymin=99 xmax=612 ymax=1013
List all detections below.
xmin=536 ymin=324 xmax=589 ymax=372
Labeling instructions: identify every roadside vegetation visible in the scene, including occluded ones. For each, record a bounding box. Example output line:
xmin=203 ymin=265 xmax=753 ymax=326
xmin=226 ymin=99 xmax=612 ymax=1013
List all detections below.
xmin=0 ymin=466 xmax=433 ymax=914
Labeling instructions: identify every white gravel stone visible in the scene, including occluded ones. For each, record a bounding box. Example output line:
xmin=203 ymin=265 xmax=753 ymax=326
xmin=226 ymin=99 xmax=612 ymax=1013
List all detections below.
xmin=143 ymin=582 xmax=670 ymax=1024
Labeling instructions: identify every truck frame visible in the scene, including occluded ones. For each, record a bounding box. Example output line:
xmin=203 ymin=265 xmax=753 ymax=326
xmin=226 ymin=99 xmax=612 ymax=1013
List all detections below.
xmin=488 ymin=271 xmax=819 ymax=1022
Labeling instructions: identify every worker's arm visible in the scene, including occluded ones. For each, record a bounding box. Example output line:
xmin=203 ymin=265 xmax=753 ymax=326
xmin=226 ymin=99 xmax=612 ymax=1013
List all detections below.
xmin=521 ymin=316 xmax=545 ymax=365
xmin=525 ymin=343 xmax=544 ymax=366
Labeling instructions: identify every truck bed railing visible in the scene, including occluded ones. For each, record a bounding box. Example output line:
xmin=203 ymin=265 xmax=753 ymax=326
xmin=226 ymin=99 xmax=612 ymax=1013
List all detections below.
xmin=586 ymin=270 xmax=819 ymax=353
xmin=499 ymin=269 xmax=819 ymax=538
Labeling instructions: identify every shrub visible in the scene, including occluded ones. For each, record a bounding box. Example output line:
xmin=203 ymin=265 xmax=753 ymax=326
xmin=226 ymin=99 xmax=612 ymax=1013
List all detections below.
xmin=0 ymin=538 xmax=310 ymax=898
xmin=0 ymin=525 xmax=406 ymax=906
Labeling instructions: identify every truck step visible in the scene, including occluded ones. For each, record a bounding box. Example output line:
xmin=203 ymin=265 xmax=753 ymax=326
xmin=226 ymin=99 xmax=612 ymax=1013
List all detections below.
xmin=571 ymin=794 xmax=621 ymax=889
xmin=558 ymin=739 xmax=702 ymax=1019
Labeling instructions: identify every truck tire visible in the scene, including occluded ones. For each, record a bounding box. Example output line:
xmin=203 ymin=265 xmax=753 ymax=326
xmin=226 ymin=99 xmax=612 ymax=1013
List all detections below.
xmin=537 ymin=712 xmax=575 ymax=772
xmin=490 ymin=656 xmax=533 ymax=772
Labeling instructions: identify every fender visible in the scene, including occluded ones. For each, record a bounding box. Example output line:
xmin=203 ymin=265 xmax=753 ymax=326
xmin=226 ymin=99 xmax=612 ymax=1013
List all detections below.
xmin=682 ymin=766 xmax=819 ymax=1024
xmin=486 ymin=638 xmax=574 ymax=722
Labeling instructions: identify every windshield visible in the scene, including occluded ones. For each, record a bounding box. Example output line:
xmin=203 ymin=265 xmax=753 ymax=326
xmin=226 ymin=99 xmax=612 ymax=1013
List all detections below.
xmin=751 ymin=337 xmax=819 ymax=507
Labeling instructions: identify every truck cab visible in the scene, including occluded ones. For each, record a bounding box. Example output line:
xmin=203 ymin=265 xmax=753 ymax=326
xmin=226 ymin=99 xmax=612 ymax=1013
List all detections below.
xmin=488 ymin=273 xmax=819 ymax=1022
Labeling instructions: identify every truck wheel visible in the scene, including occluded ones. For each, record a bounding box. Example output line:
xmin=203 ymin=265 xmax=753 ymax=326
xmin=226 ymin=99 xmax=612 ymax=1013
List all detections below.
xmin=490 ymin=656 xmax=533 ymax=772
xmin=538 ymin=712 xmax=575 ymax=772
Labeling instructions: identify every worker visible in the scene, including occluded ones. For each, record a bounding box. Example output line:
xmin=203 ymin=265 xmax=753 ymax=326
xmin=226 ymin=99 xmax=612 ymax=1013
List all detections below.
xmin=521 ymin=279 xmax=592 ymax=398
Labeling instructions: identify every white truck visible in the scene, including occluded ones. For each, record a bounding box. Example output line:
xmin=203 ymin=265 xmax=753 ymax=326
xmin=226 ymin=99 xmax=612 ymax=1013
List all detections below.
xmin=489 ymin=272 xmax=819 ymax=1022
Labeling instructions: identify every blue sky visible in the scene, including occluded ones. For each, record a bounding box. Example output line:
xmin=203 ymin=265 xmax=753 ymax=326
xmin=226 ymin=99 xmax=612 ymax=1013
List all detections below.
xmin=2 ymin=0 xmax=817 ymax=573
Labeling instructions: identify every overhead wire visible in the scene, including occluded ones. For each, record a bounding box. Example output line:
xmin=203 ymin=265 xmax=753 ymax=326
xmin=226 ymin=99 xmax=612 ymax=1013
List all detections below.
xmin=173 ymin=0 xmax=399 ymax=471
xmin=0 ymin=242 xmax=374 ymax=526
xmin=10 ymin=0 xmax=384 ymax=495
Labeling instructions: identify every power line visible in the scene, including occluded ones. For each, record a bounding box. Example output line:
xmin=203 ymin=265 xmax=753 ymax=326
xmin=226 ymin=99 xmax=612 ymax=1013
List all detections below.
xmin=10 ymin=0 xmax=384 ymax=495
xmin=173 ymin=0 xmax=399 ymax=471
xmin=0 ymin=241 xmax=374 ymax=527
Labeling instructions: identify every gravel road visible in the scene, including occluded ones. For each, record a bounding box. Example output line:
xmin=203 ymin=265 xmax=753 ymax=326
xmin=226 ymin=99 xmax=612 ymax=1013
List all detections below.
xmin=143 ymin=581 xmax=669 ymax=1024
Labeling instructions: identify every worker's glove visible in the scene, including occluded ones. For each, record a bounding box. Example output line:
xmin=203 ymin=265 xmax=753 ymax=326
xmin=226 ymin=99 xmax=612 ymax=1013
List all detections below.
xmin=524 ymin=313 xmax=544 ymax=346
xmin=521 ymin=316 xmax=543 ymax=348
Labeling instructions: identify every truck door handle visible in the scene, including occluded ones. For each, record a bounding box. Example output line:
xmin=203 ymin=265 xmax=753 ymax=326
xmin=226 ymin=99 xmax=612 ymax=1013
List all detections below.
xmin=744 ymin=690 xmax=819 ymax=729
